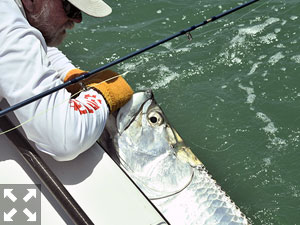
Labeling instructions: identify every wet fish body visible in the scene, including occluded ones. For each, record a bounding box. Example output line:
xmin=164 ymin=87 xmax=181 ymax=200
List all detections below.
xmin=99 ymin=90 xmax=249 ymax=225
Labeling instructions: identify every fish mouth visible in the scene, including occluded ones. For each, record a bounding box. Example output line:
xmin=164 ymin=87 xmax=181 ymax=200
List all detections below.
xmin=116 ymin=90 xmax=153 ymax=134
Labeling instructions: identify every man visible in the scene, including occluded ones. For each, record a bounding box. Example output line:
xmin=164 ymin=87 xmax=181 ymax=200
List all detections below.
xmin=0 ymin=0 xmax=133 ymax=161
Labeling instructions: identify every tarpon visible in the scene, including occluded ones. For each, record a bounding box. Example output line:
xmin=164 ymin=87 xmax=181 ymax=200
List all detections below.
xmin=98 ymin=90 xmax=249 ymax=225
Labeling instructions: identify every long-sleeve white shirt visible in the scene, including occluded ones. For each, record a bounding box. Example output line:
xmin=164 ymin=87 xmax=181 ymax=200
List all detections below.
xmin=0 ymin=0 xmax=109 ymax=161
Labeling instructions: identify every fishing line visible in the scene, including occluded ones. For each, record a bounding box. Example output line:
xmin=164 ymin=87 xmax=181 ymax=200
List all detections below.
xmin=0 ymin=0 xmax=261 ymax=118
xmin=0 ymin=74 xmax=124 ymax=136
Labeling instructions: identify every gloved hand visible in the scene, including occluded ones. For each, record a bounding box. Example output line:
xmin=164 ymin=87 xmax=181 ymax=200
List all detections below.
xmin=64 ymin=69 xmax=134 ymax=112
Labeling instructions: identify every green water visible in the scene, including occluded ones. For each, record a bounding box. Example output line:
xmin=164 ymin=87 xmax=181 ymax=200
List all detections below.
xmin=60 ymin=0 xmax=300 ymax=224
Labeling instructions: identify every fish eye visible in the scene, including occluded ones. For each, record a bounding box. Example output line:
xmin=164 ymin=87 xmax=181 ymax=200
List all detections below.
xmin=150 ymin=116 xmax=158 ymax=123
xmin=148 ymin=111 xmax=163 ymax=126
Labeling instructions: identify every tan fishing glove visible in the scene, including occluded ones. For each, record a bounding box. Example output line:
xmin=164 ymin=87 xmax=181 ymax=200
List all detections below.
xmin=64 ymin=69 xmax=134 ymax=112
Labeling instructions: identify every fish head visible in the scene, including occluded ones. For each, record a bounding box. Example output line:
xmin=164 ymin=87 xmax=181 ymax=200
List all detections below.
xmin=99 ymin=90 xmax=201 ymax=198
xmin=117 ymin=90 xmax=200 ymax=164
xmin=118 ymin=90 xmax=178 ymax=158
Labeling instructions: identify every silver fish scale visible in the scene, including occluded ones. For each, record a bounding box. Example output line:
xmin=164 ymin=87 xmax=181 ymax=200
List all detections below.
xmin=152 ymin=166 xmax=249 ymax=225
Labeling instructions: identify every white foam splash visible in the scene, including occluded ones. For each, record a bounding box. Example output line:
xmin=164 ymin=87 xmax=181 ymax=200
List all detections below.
xmin=274 ymin=28 xmax=281 ymax=33
xmin=136 ymin=65 xmax=181 ymax=90
xmin=248 ymin=62 xmax=262 ymax=75
xmin=263 ymin=157 xmax=272 ymax=166
xmin=231 ymin=18 xmax=280 ymax=47
xmin=161 ymin=42 xmax=173 ymax=50
xmin=238 ymin=84 xmax=256 ymax=104
xmin=276 ymin=43 xmax=286 ymax=48
xmin=268 ymin=52 xmax=285 ymax=65
xmin=152 ymin=65 xmax=180 ymax=89
xmin=120 ymin=62 xmax=137 ymax=71
xmin=290 ymin=16 xmax=298 ymax=21
xmin=256 ymin=112 xmax=278 ymax=134
xmin=175 ymin=47 xmax=191 ymax=53
xmin=270 ymin=136 xmax=287 ymax=147
xmin=218 ymin=51 xmax=243 ymax=66
xmin=260 ymin=33 xmax=278 ymax=44
xmin=258 ymin=55 xmax=267 ymax=60
xmin=291 ymin=55 xmax=300 ymax=64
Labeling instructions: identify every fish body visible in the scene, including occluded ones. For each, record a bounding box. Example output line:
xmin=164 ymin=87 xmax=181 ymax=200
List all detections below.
xmin=99 ymin=90 xmax=249 ymax=225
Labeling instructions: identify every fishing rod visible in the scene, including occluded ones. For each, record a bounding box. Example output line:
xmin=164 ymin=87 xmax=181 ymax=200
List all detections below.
xmin=0 ymin=0 xmax=261 ymax=118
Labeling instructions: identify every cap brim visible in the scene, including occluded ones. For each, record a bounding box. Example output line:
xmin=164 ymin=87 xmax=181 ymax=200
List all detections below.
xmin=67 ymin=0 xmax=112 ymax=18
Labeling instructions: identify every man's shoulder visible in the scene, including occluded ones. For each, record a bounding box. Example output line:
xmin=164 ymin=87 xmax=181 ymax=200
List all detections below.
xmin=1 ymin=0 xmax=27 ymax=27
xmin=13 ymin=0 xmax=27 ymax=18
xmin=0 ymin=0 xmax=46 ymax=49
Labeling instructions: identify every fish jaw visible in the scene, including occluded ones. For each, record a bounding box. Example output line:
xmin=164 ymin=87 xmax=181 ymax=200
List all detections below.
xmin=117 ymin=90 xmax=153 ymax=134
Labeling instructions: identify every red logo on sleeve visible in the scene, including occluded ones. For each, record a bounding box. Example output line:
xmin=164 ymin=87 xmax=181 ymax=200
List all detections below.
xmin=70 ymin=94 xmax=102 ymax=115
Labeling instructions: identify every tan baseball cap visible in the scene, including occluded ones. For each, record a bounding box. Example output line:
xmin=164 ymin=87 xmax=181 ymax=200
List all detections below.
xmin=67 ymin=0 xmax=112 ymax=17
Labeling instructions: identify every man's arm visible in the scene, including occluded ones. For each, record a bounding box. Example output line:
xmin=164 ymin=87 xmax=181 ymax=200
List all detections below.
xmin=47 ymin=47 xmax=76 ymax=81
xmin=0 ymin=0 xmax=131 ymax=161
